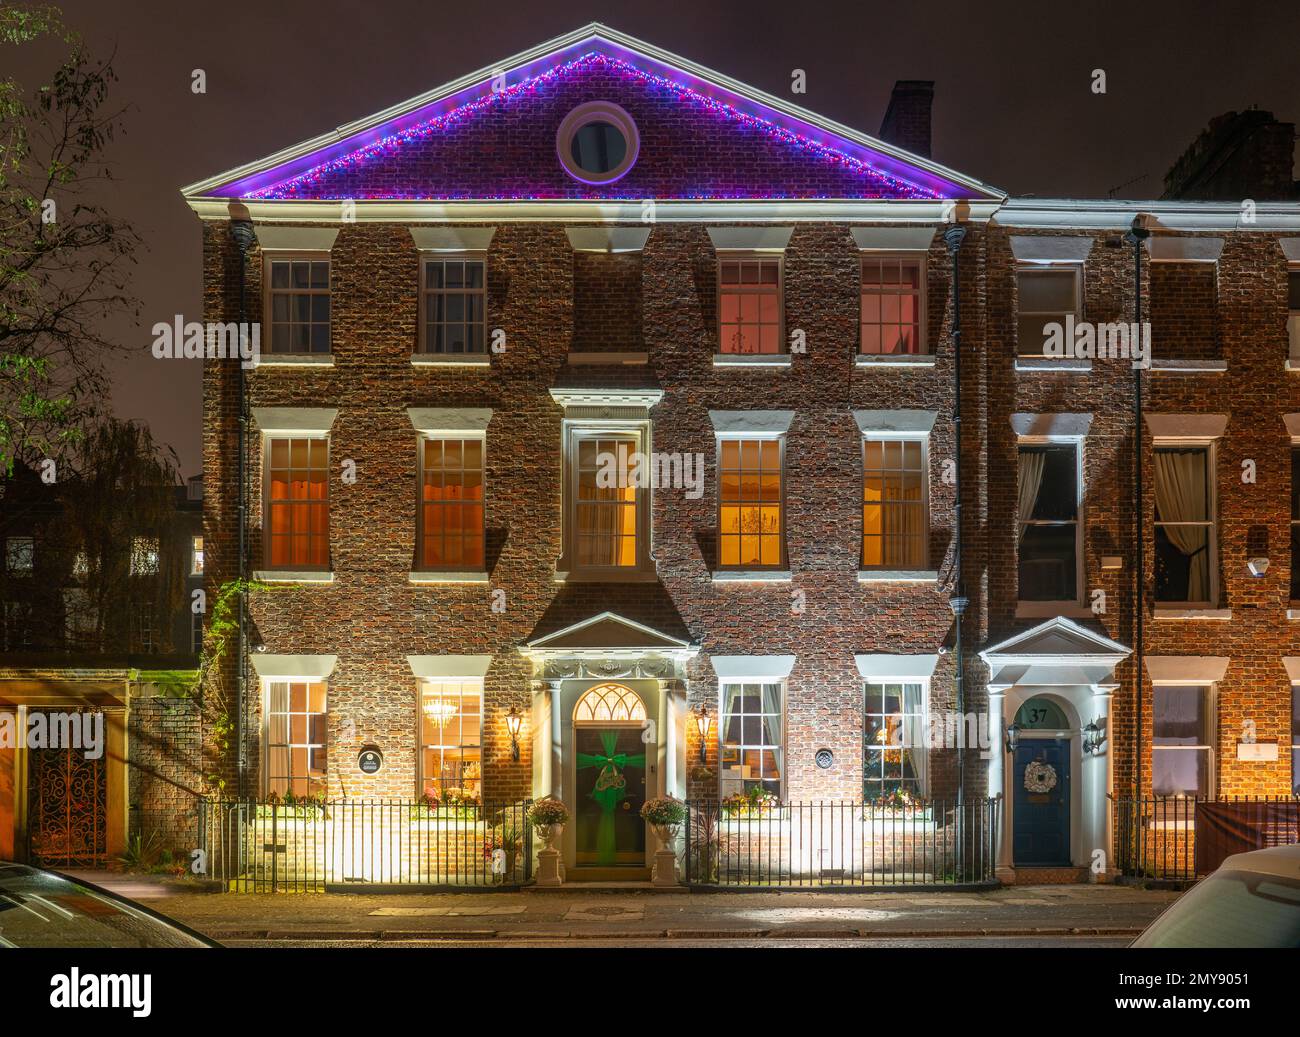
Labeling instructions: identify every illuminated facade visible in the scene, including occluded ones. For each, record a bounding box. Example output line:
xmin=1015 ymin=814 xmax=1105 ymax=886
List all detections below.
xmin=188 ymin=23 xmax=1300 ymax=883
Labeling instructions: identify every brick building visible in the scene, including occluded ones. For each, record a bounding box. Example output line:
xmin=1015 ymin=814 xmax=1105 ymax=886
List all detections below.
xmin=183 ymin=23 xmax=1300 ymax=884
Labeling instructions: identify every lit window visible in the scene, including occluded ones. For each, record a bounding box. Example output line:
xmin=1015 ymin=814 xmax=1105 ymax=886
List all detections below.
xmin=1154 ymin=445 xmax=1215 ymax=605
xmin=720 ymin=682 xmax=783 ymax=796
xmin=1017 ymin=444 xmax=1080 ymax=602
xmin=1152 ymin=685 xmax=1213 ymax=797
xmin=574 ymin=436 xmax=638 ymax=569
xmin=574 ymin=683 xmax=646 ymax=722
xmin=1288 ymin=268 xmax=1300 ymax=363
xmin=417 ymin=438 xmax=485 ymax=571
xmin=4 ymin=537 xmax=33 ymax=574
xmin=719 ymin=258 xmax=782 ymax=355
xmin=129 ymin=537 xmax=160 ymax=576
xmin=1293 ymin=447 xmax=1300 ymax=602
xmin=191 ymin=536 xmax=204 ymax=576
xmin=265 ymin=437 xmax=329 ymax=569
xmin=719 ymin=438 xmax=783 ymax=569
xmin=420 ymin=681 xmax=481 ymax=800
xmin=420 ymin=259 xmax=485 ymax=354
xmin=266 ymin=257 xmax=330 ymax=354
xmin=1292 ymin=686 xmax=1300 ymax=797
xmin=1017 ymin=267 xmax=1079 ymax=356
xmin=266 ymin=681 xmax=328 ymax=797
xmin=861 ymin=256 xmax=924 ymax=355
xmin=864 ymin=682 xmax=927 ymax=800
xmin=862 ymin=439 xmax=926 ymax=569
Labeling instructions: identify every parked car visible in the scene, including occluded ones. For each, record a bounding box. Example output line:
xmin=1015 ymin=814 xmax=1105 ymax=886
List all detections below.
xmin=0 ymin=863 xmax=217 ymax=948
xmin=1132 ymin=844 xmax=1300 ymax=948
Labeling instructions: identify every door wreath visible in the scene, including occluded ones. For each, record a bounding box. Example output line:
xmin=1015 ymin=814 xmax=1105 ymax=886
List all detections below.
xmin=1023 ymin=760 xmax=1058 ymax=794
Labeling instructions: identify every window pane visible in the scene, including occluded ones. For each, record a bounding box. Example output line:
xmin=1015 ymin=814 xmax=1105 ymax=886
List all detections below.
xmin=1018 ymin=269 xmax=1077 ymax=312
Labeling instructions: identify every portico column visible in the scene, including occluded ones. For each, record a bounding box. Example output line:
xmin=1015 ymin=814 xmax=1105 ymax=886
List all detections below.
xmin=547 ymin=680 xmax=563 ymax=803
xmin=662 ymin=679 xmax=687 ymax=800
xmin=1086 ymin=684 xmax=1116 ymax=883
xmin=988 ymin=688 xmax=1016 ymax=884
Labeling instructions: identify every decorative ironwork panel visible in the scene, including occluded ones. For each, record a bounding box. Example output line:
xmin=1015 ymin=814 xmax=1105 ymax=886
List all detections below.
xmin=27 ymin=714 xmax=107 ymax=867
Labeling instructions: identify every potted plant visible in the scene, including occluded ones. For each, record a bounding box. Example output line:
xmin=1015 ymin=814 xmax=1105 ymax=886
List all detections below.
xmin=526 ymin=798 xmax=569 ymax=886
xmin=641 ymin=795 xmax=687 ymax=848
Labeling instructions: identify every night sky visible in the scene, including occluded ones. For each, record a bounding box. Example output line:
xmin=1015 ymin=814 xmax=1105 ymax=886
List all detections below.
xmin=25 ymin=0 xmax=1300 ymax=477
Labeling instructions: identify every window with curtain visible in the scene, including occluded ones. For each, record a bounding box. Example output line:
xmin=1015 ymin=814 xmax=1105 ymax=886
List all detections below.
xmin=266 ymin=681 xmax=328 ymax=797
xmin=862 ymin=438 xmax=927 ymax=568
xmin=266 ymin=257 xmax=330 ymax=354
xmin=1153 ymin=685 xmax=1212 ymax=797
xmin=417 ymin=437 xmax=485 ymax=571
xmin=573 ymin=436 xmax=638 ymax=569
xmin=1287 ymin=269 xmax=1300 ymax=362
xmin=861 ymin=256 xmax=924 ymax=355
xmin=1017 ymin=444 xmax=1078 ymax=601
xmin=1017 ymin=267 xmax=1078 ymax=356
xmin=720 ymin=682 xmax=783 ymax=795
xmin=1292 ymin=686 xmax=1300 ymax=796
xmin=420 ymin=681 xmax=482 ymax=799
xmin=1292 ymin=448 xmax=1300 ymax=602
xmin=1154 ymin=446 xmax=1213 ymax=604
xmin=719 ymin=438 xmax=783 ymax=568
xmin=420 ymin=258 xmax=486 ymax=354
xmin=864 ymin=682 xmax=928 ymax=800
xmin=718 ymin=257 xmax=782 ymax=355
xmin=266 ymin=437 xmax=330 ymax=569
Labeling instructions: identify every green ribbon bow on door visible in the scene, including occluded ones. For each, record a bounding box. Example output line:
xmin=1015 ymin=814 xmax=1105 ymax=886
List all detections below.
xmin=577 ymin=730 xmax=645 ymax=865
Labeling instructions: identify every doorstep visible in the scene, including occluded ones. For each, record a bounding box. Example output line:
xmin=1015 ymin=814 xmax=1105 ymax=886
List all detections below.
xmin=527 ymin=881 xmax=682 ymax=893
xmin=1013 ymin=866 xmax=1090 ymax=885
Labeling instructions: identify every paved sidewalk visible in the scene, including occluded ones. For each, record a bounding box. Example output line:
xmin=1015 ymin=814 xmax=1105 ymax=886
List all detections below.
xmin=96 ymin=880 xmax=1179 ymax=943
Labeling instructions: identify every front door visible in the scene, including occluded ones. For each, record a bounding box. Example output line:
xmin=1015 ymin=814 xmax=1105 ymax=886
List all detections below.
xmin=574 ymin=726 xmax=646 ymax=867
xmin=1013 ymin=739 xmax=1070 ymax=866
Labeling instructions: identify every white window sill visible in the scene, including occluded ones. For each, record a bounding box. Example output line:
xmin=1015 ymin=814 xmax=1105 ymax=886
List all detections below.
xmin=712 ymin=570 xmax=792 ymax=583
xmin=713 ymin=354 xmax=791 ymax=368
xmin=857 ymin=570 xmax=938 ymax=583
xmin=253 ymin=354 xmax=334 ymax=368
xmin=567 ymin=352 xmax=648 ymax=366
xmin=253 ymin=570 xmax=335 ymax=584
xmin=1149 ymin=358 xmax=1227 ymax=373
xmin=855 ymin=354 xmax=936 ymax=368
xmin=1014 ymin=357 xmax=1093 ymax=373
xmin=1154 ymin=607 xmax=1232 ymax=620
xmin=1286 ymin=607 xmax=1300 ymax=620
xmin=409 ymin=571 xmax=489 ymax=584
xmin=1015 ymin=602 xmax=1095 ymax=619
xmin=553 ymin=569 xmax=660 ymax=583
xmin=1285 ymin=359 xmax=1300 ymax=372
xmin=411 ymin=353 xmax=491 ymax=367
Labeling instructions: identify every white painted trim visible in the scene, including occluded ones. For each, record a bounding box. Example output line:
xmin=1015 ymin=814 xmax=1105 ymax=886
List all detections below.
xmin=1153 ymin=608 xmax=1232 ymax=621
xmin=852 ymin=409 xmax=937 ymax=435
xmin=855 ymin=354 xmax=936 ymax=368
xmin=1149 ymin=359 xmax=1227 ymax=373
xmin=249 ymin=653 xmax=338 ymax=678
xmin=1143 ymin=414 xmax=1227 ymax=440
xmin=854 ymin=653 xmax=939 ymax=679
xmin=250 ymin=407 xmax=339 ymax=435
xmin=850 ymin=226 xmax=937 ymax=251
xmin=411 ymin=353 xmax=491 ymax=367
xmin=566 ymin=352 xmax=648 ymax=365
xmin=711 ymin=655 xmax=796 ymax=680
xmin=550 ymin=387 xmax=663 ymax=409
xmin=525 ymin=610 xmax=694 ymax=651
xmin=1009 ymin=235 xmax=1094 ymax=263
xmin=408 ymin=571 xmax=490 ymax=584
xmin=565 ymin=227 xmax=651 ymax=252
xmin=1282 ymin=239 xmax=1300 ymax=262
xmin=711 ymin=570 xmax=792 ymax=583
xmin=707 ymin=227 xmax=793 ymax=251
xmin=995 ymin=199 xmax=1300 ymax=232
xmin=1143 ymin=656 xmax=1230 ymax=683
xmin=408 ymin=226 xmax=496 ymax=251
xmin=1144 ymin=236 xmax=1224 ymax=262
xmin=1284 ymin=413 xmax=1300 ymax=440
xmin=406 ymin=407 xmax=493 ymax=434
xmin=713 ymin=354 xmax=792 ymax=368
xmin=253 ymin=226 xmax=339 ymax=251
xmin=252 ymin=570 xmax=335 ymax=584
xmin=1015 ymin=357 xmax=1093 ymax=373
xmin=253 ymin=354 xmax=334 ymax=368
xmin=407 ymin=654 xmax=493 ymax=679
xmin=1282 ymin=658 xmax=1300 ymax=682
xmin=708 ymin=409 xmax=795 ymax=436
xmin=857 ymin=570 xmax=938 ymax=583
xmin=1010 ymin=413 xmax=1093 ymax=439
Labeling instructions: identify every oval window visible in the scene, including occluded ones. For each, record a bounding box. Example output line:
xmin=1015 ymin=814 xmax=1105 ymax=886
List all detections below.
xmin=557 ymin=102 xmax=639 ymax=185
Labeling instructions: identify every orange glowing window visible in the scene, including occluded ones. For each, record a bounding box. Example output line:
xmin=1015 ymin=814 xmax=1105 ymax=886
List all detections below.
xmin=265 ymin=437 xmax=329 ymax=569
xmin=418 ymin=438 xmax=485 ymax=571
xmin=265 ymin=681 xmax=328 ymax=798
xmin=719 ymin=438 xmax=783 ymax=569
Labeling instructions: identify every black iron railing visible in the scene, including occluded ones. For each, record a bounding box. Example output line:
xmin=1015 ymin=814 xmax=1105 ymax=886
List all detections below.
xmin=683 ymin=798 xmax=999 ymax=888
xmin=201 ymin=799 xmax=533 ymax=892
xmin=1114 ymin=795 xmax=1300 ymax=884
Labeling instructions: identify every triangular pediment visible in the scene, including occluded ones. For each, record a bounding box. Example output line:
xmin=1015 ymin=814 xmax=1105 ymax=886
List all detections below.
xmin=183 ymin=24 xmax=1001 ymax=205
xmin=526 ymin=611 xmax=692 ymax=652
xmin=981 ymin=616 xmax=1131 ymax=665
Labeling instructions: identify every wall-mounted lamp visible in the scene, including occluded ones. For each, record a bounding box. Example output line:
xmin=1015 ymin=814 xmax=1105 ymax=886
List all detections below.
xmin=504 ymin=706 xmax=523 ymax=762
xmin=692 ymin=705 xmax=711 ymax=764
xmin=1082 ymin=720 xmax=1105 ymax=755
xmin=1003 ymin=722 xmax=1021 ymax=755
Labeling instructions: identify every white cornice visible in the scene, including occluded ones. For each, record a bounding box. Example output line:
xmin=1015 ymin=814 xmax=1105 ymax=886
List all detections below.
xmin=996 ymin=199 xmax=1300 ymax=232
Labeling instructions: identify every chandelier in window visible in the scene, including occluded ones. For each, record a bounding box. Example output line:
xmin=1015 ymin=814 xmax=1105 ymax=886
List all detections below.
xmin=422 ymin=698 xmax=459 ymax=725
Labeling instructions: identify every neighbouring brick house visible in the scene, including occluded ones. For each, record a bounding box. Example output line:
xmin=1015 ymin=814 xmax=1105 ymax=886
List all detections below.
xmin=182 ymin=22 xmax=1300 ymax=885
xmin=0 ymin=471 xmax=205 ymax=866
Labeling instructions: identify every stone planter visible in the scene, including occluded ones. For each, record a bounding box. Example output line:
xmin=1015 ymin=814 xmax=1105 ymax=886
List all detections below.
xmin=536 ymin=847 xmax=563 ymax=886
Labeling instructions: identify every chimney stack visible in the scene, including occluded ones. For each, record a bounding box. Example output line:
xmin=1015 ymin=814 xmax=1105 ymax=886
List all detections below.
xmin=879 ymin=80 xmax=934 ymax=159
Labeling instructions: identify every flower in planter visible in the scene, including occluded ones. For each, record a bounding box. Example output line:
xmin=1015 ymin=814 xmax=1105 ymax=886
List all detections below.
xmin=640 ymin=796 xmax=687 ymax=827
xmin=526 ymin=797 xmax=570 ymax=834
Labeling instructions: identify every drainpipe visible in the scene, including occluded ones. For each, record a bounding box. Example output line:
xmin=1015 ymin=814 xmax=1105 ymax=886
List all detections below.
xmin=1124 ymin=215 xmax=1149 ymax=808
xmin=229 ymin=204 xmax=256 ymax=800
xmin=943 ymin=221 xmax=968 ymax=807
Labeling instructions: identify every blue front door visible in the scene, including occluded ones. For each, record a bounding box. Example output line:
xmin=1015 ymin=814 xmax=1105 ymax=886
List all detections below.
xmin=1013 ymin=740 xmax=1070 ymax=866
